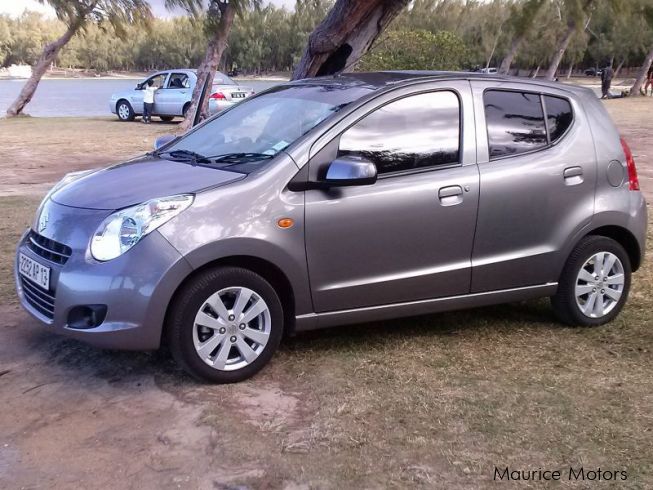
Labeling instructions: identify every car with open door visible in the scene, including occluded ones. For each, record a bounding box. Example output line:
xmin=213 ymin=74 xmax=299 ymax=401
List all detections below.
xmin=20 ymin=72 xmax=647 ymax=383
xmin=109 ymin=69 xmax=254 ymax=122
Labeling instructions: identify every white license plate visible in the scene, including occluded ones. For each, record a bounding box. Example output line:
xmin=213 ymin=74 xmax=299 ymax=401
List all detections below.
xmin=231 ymin=92 xmax=246 ymax=99
xmin=19 ymin=253 xmax=50 ymax=290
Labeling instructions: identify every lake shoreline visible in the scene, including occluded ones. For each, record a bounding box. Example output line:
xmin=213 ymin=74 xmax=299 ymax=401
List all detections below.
xmin=0 ymin=78 xmax=280 ymax=117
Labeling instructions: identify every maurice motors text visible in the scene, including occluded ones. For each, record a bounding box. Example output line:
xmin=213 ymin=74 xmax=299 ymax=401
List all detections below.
xmin=494 ymin=466 xmax=627 ymax=482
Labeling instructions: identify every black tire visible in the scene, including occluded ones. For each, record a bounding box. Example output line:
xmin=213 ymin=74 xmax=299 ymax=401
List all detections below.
xmin=182 ymin=103 xmax=191 ymax=119
xmin=116 ymin=100 xmax=135 ymax=121
xmin=167 ymin=266 xmax=284 ymax=383
xmin=160 ymin=115 xmax=175 ymax=122
xmin=551 ymin=236 xmax=631 ymax=327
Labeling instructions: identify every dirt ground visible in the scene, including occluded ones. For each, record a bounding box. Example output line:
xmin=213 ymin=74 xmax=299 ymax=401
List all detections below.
xmin=0 ymin=98 xmax=652 ymax=489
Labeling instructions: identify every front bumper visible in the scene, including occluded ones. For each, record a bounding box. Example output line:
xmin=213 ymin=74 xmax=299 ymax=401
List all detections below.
xmin=15 ymin=199 xmax=192 ymax=350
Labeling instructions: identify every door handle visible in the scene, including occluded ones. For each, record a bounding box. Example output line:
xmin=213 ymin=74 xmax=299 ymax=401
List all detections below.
xmin=563 ymin=166 xmax=584 ymax=186
xmin=438 ymin=185 xmax=463 ymax=206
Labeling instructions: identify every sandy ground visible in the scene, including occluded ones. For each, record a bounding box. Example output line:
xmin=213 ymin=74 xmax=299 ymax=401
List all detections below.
xmin=0 ymin=96 xmax=652 ymax=489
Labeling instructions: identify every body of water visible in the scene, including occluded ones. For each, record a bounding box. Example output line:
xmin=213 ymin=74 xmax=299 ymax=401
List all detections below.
xmin=0 ymin=78 xmax=281 ymax=117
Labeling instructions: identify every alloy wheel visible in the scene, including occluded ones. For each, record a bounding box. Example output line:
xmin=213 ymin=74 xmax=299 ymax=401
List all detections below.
xmin=118 ymin=103 xmax=131 ymax=120
xmin=574 ymin=251 xmax=625 ymax=318
xmin=192 ymin=287 xmax=271 ymax=371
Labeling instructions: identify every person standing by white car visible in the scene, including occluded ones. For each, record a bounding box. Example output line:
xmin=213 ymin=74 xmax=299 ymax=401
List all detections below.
xmin=143 ymin=79 xmax=158 ymax=123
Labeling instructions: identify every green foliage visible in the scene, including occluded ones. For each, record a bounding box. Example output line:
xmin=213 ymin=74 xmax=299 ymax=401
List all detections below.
xmin=40 ymin=0 xmax=152 ymax=35
xmin=3 ymin=0 xmax=653 ymax=74
xmin=0 ymin=1 xmax=329 ymax=73
xmin=357 ymin=29 xmax=470 ymax=71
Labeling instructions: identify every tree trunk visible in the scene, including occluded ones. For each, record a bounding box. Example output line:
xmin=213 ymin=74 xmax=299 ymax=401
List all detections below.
xmin=498 ymin=37 xmax=521 ymax=75
xmin=6 ymin=23 xmax=79 ymax=117
xmin=179 ymin=3 xmax=236 ymax=132
xmin=544 ymin=23 xmax=575 ymax=81
xmin=613 ymin=57 xmax=625 ymax=79
xmin=566 ymin=62 xmax=574 ymax=79
xmin=530 ymin=64 xmax=541 ymax=78
xmin=486 ymin=29 xmax=502 ymax=70
xmin=631 ymin=46 xmax=653 ymax=96
xmin=292 ymin=0 xmax=410 ymax=80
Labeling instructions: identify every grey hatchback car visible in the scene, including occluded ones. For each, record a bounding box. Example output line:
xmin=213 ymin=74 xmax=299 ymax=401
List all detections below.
xmin=16 ymin=72 xmax=647 ymax=383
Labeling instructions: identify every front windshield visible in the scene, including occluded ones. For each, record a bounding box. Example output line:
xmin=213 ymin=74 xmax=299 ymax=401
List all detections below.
xmin=162 ymin=83 xmax=372 ymax=171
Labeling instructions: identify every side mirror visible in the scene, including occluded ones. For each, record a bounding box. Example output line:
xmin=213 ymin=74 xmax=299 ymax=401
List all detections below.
xmin=154 ymin=134 xmax=177 ymax=151
xmin=136 ymin=83 xmax=144 ymax=90
xmin=318 ymin=156 xmax=377 ymax=187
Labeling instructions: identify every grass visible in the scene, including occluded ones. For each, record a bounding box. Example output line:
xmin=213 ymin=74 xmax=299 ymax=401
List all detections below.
xmin=0 ymin=196 xmax=39 ymax=304
xmin=0 ymin=117 xmax=174 ymax=196
xmin=1 ymin=101 xmax=652 ymax=488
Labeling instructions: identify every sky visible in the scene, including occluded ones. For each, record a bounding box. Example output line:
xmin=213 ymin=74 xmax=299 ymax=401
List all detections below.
xmin=0 ymin=0 xmax=296 ymax=18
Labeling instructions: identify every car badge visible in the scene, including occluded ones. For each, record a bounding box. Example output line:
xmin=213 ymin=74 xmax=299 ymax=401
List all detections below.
xmin=38 ymin=209 xmax=49 ymax=233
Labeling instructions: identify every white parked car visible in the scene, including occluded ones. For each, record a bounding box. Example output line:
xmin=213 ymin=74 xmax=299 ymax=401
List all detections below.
xmin=109 ymin=69 xmax=254 ymax=122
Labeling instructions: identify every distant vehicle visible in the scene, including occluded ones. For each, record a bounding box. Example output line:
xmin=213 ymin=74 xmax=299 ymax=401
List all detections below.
xmin=584 ymin=68 xmax=603 ymax=77
xmin=227 ymin=69 xmax=240 ymax=77
xmin=480 ymin=67 xmax=498 ymax=74
xmin=109 ymin=69 xmax=254 ymax=122
xmin=7 ymin=64 xmax=32 ymax=79
xmin=17 ymin=72 xmax=647 ymax=383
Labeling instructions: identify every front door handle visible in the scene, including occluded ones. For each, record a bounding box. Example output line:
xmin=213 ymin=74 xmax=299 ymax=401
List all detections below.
xmin=438 ymin=185 xmax=463 ymax=206
xmin=563 ymin=166 xmax=584 ymax=186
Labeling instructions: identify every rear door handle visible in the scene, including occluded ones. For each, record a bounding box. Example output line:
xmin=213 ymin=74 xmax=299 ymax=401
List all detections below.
xmin=563 ymin=166 xmax=584 ymax=185
xmin=438 ymin=185 xmax=463 ymax=206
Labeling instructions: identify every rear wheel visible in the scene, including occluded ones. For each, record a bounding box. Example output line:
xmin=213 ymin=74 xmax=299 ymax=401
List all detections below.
xmin=167 ymin=267 xmax=284 ymax=383
xmin=552 ymin=236 xmax=631 ymax=326
xmin=160 ymin=115 xmax=175 ymax=122
xmin=182 ymin=103 xmax=191 ymax=119
xmin=116 ymin=100 xmax=135 ymax=121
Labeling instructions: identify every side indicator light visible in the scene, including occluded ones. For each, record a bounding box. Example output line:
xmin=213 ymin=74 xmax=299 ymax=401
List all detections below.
xmin=277 ymin=218 xmax=294 ymax=229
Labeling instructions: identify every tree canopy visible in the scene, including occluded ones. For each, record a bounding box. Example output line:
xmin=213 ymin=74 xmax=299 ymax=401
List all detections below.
xmin=2 ymin=0 xmax=653 ymax=77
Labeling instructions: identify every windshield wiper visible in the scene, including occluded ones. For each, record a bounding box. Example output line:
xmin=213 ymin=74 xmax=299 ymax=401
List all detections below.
xmin=156 ymin=149 xmax=210 ymax=164
xmin=207 ymin=152 xmax=275 ymax=164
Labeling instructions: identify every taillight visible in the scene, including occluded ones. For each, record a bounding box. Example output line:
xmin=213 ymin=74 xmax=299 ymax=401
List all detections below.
xmin=620 ymin=137 xmax=640 ymax=191
xmin=209 ymin=92 xmax=226 ymax=100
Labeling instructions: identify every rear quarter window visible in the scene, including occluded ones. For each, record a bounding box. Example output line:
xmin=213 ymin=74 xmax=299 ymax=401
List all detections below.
xmin=544 ymin=95 xmax=573 ymax=142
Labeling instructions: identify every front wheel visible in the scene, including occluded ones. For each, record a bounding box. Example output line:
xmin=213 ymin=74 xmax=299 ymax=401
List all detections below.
xmin=167 ymin=267 xmax=284 ymax=383
xmin=116 ymin=100 xmax=135 ymax=121
xmin=160 ymin=116 xmax=175 ymax=122
xmin=551 ymin=236 xmax=631 ymax=326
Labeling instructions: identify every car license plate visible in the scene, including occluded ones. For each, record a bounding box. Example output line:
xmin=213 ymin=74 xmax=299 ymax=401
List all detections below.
xmin=19 ymin=253 xmax=50 ymax=290
xmin=231 ymin=92 xmax=246 ymax=99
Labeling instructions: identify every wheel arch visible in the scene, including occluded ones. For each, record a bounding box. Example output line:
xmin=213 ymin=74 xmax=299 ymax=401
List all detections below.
xmin=585 ymin=225 xmax=642 ymax=271
xmin=116 ymin=98 xmax=131 ymax=111
xmin=163 ymin=255 xmax=297 ymax=345
xmin=116 ymin=98 xmax=136 ymax=119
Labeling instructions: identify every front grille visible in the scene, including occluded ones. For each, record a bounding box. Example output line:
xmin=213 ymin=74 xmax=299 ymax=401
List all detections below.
xmin=26 ymin=230 xmax=72 ymax=265
xmin=20 ymin=276 xmax=55 ymax=320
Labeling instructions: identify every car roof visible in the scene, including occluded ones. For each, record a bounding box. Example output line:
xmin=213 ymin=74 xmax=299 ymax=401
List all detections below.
xmin=289 ymin=70 xmax=594 ymax=99
xmin=153 ymin=69 xmax=228 ymax=77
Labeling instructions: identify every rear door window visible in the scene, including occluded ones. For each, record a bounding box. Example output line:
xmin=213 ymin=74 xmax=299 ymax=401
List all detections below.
xmin=167 ymin=73 xmax=190 ymax=89
xmin=484 ymin=90 xmax=547 ymax=159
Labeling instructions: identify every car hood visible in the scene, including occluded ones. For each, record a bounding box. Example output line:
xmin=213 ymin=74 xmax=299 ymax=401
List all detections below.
xmin=51 ymin=156 xmax=246 ymax=210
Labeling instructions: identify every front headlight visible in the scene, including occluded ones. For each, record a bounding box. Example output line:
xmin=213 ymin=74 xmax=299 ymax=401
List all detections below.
xmin=90 ymin=194 xmax=193 ymax=261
